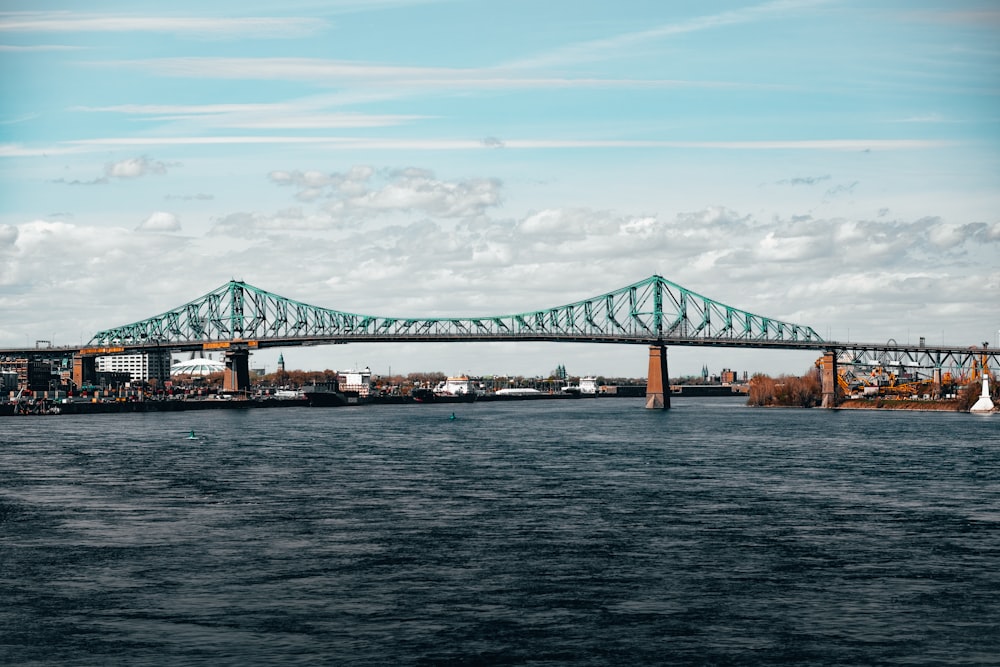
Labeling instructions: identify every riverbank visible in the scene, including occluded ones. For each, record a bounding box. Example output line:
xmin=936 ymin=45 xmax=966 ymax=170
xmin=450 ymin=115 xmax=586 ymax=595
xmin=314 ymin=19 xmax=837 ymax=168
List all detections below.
xmin=837 ymin=398 xmax=968 ymax=412
xmin=0 ymin=390 xmax=612 ymax=415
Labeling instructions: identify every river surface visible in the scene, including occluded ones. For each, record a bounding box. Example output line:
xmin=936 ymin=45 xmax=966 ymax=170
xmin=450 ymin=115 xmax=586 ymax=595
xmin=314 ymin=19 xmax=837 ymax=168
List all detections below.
xmin=2 ymin=398 xmax=998 ymax=666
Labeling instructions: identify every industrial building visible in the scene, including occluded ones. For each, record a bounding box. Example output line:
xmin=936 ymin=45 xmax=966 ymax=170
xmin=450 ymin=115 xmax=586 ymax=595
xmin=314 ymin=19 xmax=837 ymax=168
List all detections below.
xmin=0 ymin=357 xmax=59 ymax=392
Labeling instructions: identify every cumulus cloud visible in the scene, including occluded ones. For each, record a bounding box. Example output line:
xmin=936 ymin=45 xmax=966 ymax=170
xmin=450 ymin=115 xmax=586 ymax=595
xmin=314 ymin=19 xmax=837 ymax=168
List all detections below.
xmin=108 ymin=156 xmax=174 ymax=178
xmin=137 ymin=211 xmax=181 ymax=232
xmin=198 ymin=181 xmax=997 ymax=341
xmin=517 ymin=208 xmax=624 ymax=242
xmin=0 ymin=219 xmax=227 ymax=339
xmin=926 ymin=220 xmax=1000 ymax=249
xmin=756 ymin=231 xmax=827 ymax=262
xmin=53 ymin=155 xmax=176 ymax=185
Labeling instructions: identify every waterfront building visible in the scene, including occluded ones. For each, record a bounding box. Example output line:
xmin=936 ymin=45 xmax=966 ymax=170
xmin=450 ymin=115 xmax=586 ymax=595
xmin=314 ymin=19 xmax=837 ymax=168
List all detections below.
xmin=96 ymin=351 xmax=172 ymax=383
xmin=0 ymin=357 xmax=57 ymax=391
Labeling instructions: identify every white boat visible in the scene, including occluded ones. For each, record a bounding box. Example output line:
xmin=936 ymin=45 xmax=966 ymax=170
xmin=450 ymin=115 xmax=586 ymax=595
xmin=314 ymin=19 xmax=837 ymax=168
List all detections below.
xmin=434 ymin=376 xmax=480 ymax=397
xmin=494 ymin=388 xmax=543 ymax=396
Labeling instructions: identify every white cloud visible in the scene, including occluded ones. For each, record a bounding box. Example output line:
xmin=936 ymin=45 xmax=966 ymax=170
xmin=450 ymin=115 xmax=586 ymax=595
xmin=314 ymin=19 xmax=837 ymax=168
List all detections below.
xmin=137 ymin=211 xmax=181 ymax=233
xmin=0 ymin=224 xmax=17 ymax=246
xmin=223 ymin=113 xmax=424 ymax=129
xmin=9 ymin=136 xmax=950 ymax=156
xmin=926 ymin=220 xmax=1000 ymax=249
xmin=101 ymin=56 xmax=789 ymax=93
xmin=620 ymin=216 xmax=659 ymax=237
xmin=208 ymin=208 xmax=334 ymax=237
xmin=106 ymin=156 xmax=171 ymax=179
xmin=518 ymin=208 xmax=620 ymax=242
xmin=502 ymin=0 xmax=833 ymax=70
xmin=51 ymin=155 xmax=175 ymax=185
xmin=756 ymin=231 xmax=827 ymax=262
xmin=265 ymin=166 xmax=502 ymax=220
xmin=0 ymin=13 xmax=327 ymax=38
xmin=189 ymin=183 xmax=995 ymax=348
xmin=0 ymin=44 xmax=81 ymax=51
xmin=75 ymin=103 xmax=423 ymax=131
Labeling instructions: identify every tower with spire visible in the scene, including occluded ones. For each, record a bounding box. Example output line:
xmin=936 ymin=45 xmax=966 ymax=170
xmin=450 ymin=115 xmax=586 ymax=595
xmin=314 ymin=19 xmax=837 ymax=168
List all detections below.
xmin=277 ymin=353 xmax=285 ymax=373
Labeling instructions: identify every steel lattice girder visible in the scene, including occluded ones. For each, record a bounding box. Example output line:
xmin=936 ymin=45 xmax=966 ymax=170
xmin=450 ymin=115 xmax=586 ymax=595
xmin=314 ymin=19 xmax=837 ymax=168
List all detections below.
xmin=88 ymin=275 xmax=824 ymax=347
xmin=837 ymin=344 xmax=998 ymax=382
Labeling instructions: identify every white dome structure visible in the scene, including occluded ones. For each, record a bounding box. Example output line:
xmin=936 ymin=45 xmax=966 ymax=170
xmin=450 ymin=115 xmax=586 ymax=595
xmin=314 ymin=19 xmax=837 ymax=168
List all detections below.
xmin=170 ymin=357 xmax=226 ymax=377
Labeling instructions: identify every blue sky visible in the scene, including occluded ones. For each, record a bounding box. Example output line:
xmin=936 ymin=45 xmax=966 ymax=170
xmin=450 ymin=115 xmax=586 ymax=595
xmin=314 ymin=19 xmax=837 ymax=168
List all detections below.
xmin=1 ymin=0 xmax=998 ymax=378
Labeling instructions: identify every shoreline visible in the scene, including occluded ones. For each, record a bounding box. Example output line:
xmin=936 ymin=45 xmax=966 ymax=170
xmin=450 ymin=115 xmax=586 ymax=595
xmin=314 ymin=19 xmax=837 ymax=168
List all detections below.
xmin=837 ymin=399 xmax=967 ymax=412
xmin=4 ymin=393 xmax=991 ymax=416
xmin=0 ymin=390 xmax=610 ymax=416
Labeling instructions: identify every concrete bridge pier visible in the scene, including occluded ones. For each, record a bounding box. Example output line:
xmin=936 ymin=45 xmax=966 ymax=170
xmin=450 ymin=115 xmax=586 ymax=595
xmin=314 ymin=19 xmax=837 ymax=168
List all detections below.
xmin=223 ymin=348 xmax=251 ymax=393
xmin=645 ymin=344 xmax=671 ymax=410
xmin=820 ymin=350 xmax=838 ymax=408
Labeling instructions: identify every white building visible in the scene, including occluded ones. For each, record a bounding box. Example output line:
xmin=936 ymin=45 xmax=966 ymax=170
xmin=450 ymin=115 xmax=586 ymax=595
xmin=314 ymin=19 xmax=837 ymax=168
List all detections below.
xmin=170 ymin=357 xmax=226 ymax=377
xmin=97 ymin=351 xmax=173 ymax=382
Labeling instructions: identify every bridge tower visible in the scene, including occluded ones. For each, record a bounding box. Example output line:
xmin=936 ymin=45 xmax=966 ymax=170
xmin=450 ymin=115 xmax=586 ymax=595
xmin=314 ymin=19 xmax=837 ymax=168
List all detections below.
xmin=645 ymin=344 xmax=671 ymax=410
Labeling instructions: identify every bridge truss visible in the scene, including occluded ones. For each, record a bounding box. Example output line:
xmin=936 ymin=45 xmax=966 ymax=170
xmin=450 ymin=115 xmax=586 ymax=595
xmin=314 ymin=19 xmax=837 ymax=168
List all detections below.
xmin=88 ymin=275 xmax=824 ymax=350
xmin=834 ymin=341 xmax=997 ymax=392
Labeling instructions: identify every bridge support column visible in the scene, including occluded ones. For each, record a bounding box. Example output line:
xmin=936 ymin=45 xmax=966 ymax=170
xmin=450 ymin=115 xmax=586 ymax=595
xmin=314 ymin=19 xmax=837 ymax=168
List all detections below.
xmin=932 ymin=367 xmax=942 ymax=399
xmin=223 ymin=349 xmax=251 ymax=393
xmin=820 ymin=350 xmax=838 ymax=409
xmin=645 ymin=344 xmax=671 ymax=410
xmin=72 ymin=355 xmax=96 ymax=391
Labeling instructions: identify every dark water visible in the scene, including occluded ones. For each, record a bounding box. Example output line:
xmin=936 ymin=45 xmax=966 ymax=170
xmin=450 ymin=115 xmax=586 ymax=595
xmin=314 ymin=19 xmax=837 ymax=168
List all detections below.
xmin=2 ymin=398 xmax=998 ymax=666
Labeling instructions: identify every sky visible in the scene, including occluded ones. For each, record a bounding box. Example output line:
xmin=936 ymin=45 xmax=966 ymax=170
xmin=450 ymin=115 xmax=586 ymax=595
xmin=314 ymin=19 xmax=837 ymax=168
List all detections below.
xmin=1 ymin=0 xmax=998 ymax=379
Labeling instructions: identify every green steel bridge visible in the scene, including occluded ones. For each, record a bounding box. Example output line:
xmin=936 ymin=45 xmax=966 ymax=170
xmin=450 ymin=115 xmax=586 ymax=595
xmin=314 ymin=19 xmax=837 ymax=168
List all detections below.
xmin=3 ymin=274 xmax=995 ymax=408
xmin=86 ymin=275 xmax=825 ymax=351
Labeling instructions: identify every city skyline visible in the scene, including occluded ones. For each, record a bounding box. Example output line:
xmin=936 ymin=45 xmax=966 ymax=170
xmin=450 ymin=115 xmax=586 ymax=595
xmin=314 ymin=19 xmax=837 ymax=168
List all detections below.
xmin=1 ymin=1 xmax=998 ymax=377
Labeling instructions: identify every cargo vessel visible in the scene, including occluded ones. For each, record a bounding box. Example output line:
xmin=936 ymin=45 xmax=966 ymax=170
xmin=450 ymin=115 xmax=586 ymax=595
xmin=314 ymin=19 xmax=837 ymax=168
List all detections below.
xmin=413 ymin=376 xmax=479 ymax=403
xmin=301 ymin=368 xmax=371 ymax=407
xmin=301 ymin=382 xmax=360 ymax=407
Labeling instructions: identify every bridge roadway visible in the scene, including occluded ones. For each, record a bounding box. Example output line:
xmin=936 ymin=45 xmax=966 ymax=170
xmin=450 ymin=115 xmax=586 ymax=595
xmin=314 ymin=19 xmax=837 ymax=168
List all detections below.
xmin=0 ymin=336 xmax=992 ymax=358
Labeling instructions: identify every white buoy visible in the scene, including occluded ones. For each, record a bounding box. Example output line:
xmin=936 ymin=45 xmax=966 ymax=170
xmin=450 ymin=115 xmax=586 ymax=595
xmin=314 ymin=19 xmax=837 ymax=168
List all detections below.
xmin=970 ymin=376 xmax=995 ymax=414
